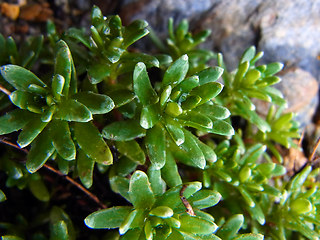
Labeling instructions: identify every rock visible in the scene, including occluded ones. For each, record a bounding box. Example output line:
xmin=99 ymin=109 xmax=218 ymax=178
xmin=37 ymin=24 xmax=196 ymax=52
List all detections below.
xmin=118 ymin=0 xmax=320 ymax=126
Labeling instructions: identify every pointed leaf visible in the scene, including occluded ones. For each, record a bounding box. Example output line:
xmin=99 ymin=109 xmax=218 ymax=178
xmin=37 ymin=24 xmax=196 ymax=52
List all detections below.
xmin=108 ymin=89 xmax=136 ymax=108
xmin=26 ymin=130 xmax=55 ymax=173
xmin=0 ymin=64 xmax=46 ymax=90
xmin=145 ymin=124 xmax=166 ymax=170
xmin=163 ymin=54 xmax=189 ymax=87
xmin=0 ymin=189 xmax=6 ymax=202
xmin=103 ymin=120 xmax=146 ymax=141
xmin=210 ymin=118 xmax=234 ymax=136
xmin=72 ymin=91 xmax=114 ymax=114
xmin=85 ymin=206 xmax=132 ymax=229
xmin=55 ymin=99 xmax=92 ymax=122
xmin=129 ymin=170 xmax=155 ymax=209
xmin=240 ymin=46 xmax=256 ymax=63
xmin=17 ymin=117 xmax=49 ymax=148
xmin=51 ymin=120 xmax=76 ymax=160
xmin=74 ymin=122 xmax=113 ymax=165
xmin=133 ymin=62 xmax=158 ymax=106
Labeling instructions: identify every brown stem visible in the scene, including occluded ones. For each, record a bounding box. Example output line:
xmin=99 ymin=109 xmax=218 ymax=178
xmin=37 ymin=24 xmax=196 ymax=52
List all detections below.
xmin=0 ymin=84 xmax=11 ymax=96
xmin=0 ymin=138 xmax=107 ymax=209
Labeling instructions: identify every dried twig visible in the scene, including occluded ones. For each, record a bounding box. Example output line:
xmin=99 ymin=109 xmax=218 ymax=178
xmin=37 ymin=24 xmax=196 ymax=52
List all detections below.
xmin=0 ymin=138 xmax=107 ymax=209
xmin=180 ymin=184 xmax=195 ymax=216
xmin=0 ymin=84 xmax=11 ymax=96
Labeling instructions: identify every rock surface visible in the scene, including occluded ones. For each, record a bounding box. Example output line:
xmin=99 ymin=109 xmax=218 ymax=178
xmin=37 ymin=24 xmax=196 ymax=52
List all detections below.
xmin=119 ymin=0 xmax=320 ymax=126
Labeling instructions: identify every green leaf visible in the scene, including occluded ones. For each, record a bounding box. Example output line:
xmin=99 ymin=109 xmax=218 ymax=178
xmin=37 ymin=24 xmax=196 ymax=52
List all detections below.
xmin=123 ymin=19 xmax=149 ymax=48
xmin=50 ymin=120 xmax=76 ymax=160
xmin=140 ymin=104 xmax=160 ymax=129
xmin=29 ymin=173 xmax=50 ymax=202
xmin=119 ymin=209 xmax=145 ymax=235
xmin=150 ymin=206 xmax=174 ymax=218
xmin=0 ymin=64 xmax=46 ymax=90
xmin=51 ymin=74 xmax=65 ymax=101
xmin=103 ymin=120 xmax=146 ymax=141
xmin=85 ymin=206 xmax=132 ymax=229
xmin=234 ymin=234 xmax=264 ymax=240
xmin=240 ymin=46 xmax=256 ymax=63
xmin=247 ymin=204 xmax=265 ymax=225
xmin=72 ymin=91 xmax=114 ymax=114
xmin=133 ymin=62 xmax=158 ymax=106
xmin=17 ymin=116 xmax=49 ymax=148
xmin=0 ymin=189 xmax=6 ymax=202
xmin=108 ymin=89 xmax=136 ymax=108
xmin=195 ymin=103 xmax=230 ymax=120
xmin=129 ymin=170 xmax=155 ymax=209
xmin=0 ymin=109 xmax=33 ymax=134
xmin=55 ymin=99 xmax=92 ymax=122
xmin=77 ymin=149 xmax=95 ymax=188
xmin=178 ymin=130 xmax=206 ymax=169
xmin=74 ymin=122 xmax=113 ymax=165
xmin=190 ymin=82 xmax=223 ymax=105
xmin=148 ymin=167 xmax=165 ymax=195
xmin=115 ymin=140 xmax=146 ymax=165
xmin=209 ymin=118 xmax=234 ymax=136
xmin=145 ymin=124 xmax=166 ymax=169
xmin=175 ymin=76 xmax=199 ymax=93
xmin=165 ymin=121 xmax=185 ymax=146
xmin=163 ymin=54 xmax=189 ymax=87
xmin=289 ymin=165 xmax=312 ymax=192
xmin=197 ymin=67 xmax=224 ymax=85
xmin=54 ymin=40 xmax=72 ymax=96
xmin=50 ymin=221 xmax=68 ymax=240
xmin=189 ymin=190 xmax=221 ymax=209
xmin=178 ymin=111 xmax=213 ymax=130
xmin=161 ymin=151 xmax=182 ymax=188
xmin=155 ymin=182 xmax=202 ymax=209
xmin=26 ymin=129 xmax=55 ymax=173
xmin=264 ymin=62 xmax=284 ymax=76
xmin=2 ymin=236 xmax=24 ymax=240
xmin=87 ymin=62 xmax=111 ymax=84
xmin=179 ymin=214 xmax=217 ymax=235
xmin=216 ymin=214 xmax=244 ymax=239
xmin=239 ymin=144 xmax=266 ymax=165
xmin=66 ymin=28 xmax=91 ymax=48
xmin=234 ymin=61 xmax=249 ymax=87
xmin=165 ymin=102 xmax=183 ymax=117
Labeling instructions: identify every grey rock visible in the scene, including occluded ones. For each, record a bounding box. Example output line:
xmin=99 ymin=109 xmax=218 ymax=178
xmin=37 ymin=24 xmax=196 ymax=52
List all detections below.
xmin=119 ymin=0 xmax=320 ymax=126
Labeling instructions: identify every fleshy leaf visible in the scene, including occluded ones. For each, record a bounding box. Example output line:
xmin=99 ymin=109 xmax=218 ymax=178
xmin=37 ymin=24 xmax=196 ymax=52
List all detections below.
xmin=0 ymin=109 xmax=34 ymax=134
xmin=179 ymin=214 xmax=217 ymax=235
xmin=103 ymin=120 xmax=146 ymax=141
xmin=163 ymin=54 xmax=189 ymax=87
xmin=133 ymin=62 xmax=159 ymax=106
xmin=150 ymin=206 xmax=174 ymax=218
xmin=85 ymin=206 xmax=132 ymax=229
xmin=74 ymin=122 xmax=113 ymax=165
xmin=145 ymin=124 xmax=166 ymax=170
xmin=77 ymin=149 xmax=95 ymax=188
xmin=50 ymin=120 xmax=76 ymax=160
xmin=72 ymin=91 xmax=114 ymax=114
xmin=55 ymin=99 xmax=92 ymax=122
xmin=115 ymin=140 xmax=146 ymax=165
xmin=17 ymin=116 xmax=49 ymax=148
xmin=129 ymin=170 xmax=155 ymax=209
xmin=197 ymin=67 xmax=224 ymax=85
xmin=26 ymin=129 xmax=55 ymax=173
xmin=0 ymin=64 xmax=46 ymax=90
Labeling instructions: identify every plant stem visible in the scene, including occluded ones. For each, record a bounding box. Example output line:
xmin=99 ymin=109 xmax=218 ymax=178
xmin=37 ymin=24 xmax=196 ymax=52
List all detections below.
xmin=0 ymin=84 xmax=11 ymax=96
xmin=0 ymin=138 xmax=107 ymax=209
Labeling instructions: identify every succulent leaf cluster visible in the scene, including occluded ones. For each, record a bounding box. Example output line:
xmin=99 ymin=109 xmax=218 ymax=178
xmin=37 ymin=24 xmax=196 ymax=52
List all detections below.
xmin=0 ymin=6 xmax=316 ymax=240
